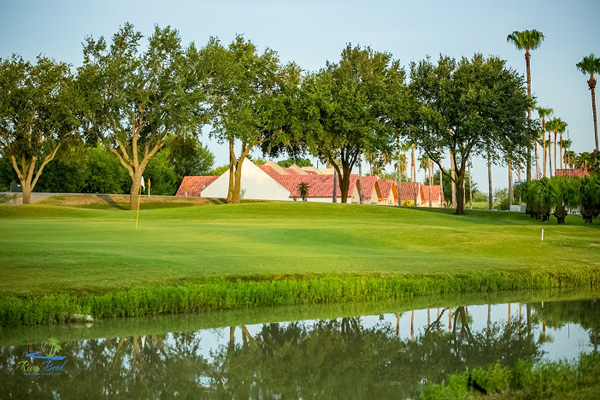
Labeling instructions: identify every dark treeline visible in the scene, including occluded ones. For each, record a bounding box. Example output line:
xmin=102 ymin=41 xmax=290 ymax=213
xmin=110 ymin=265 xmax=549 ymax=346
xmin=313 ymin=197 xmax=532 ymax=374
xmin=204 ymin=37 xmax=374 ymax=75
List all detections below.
xmin=4 ymin=22 xmax=592 ymax=215
xmin=0 ymin=135 xmax=214 ymax=196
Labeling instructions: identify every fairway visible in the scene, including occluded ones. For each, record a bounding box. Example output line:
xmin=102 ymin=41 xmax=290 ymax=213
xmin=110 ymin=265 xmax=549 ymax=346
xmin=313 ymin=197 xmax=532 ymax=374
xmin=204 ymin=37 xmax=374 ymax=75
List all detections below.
xmin=1 ymin=200 xmax=599 ymax=296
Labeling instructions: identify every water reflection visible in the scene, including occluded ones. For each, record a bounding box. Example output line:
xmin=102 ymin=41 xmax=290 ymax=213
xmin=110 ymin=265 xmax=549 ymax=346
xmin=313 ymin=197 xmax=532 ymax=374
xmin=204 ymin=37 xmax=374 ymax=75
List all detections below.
xmin=0 ymin=299 xmax=597 ymax=399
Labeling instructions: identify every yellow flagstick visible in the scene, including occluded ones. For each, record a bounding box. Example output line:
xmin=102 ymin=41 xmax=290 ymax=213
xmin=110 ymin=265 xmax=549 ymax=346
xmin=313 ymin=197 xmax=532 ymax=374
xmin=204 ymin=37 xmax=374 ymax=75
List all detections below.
xmin=135 ymin=184 xmax=142 ymax=229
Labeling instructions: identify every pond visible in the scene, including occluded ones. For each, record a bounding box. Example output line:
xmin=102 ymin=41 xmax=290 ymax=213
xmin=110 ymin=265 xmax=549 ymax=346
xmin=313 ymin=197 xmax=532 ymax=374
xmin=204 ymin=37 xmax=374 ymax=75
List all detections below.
xmin=0 ymin=289 xmax=598 ymax=399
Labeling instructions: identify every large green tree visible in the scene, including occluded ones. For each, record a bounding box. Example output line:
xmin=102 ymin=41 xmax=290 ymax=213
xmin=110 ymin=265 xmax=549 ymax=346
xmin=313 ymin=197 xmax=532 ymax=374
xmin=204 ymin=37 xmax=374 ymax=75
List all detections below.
xmin=576 ymin=54 xmax=600 ymax=150
xmin=297 ymin=44 xmax=409 ymax=203
xmin=203 ymin=36 xmax=300 ymax=203
xmin=0 ymin=55 xmax=81 ymax=204
xmin=79 ymin=23 xmax=207 ymax=210
xmin=507 ymin=29 xmax=545 ymax=182
xmin=408 ymin=54 xmax=531 ymax=215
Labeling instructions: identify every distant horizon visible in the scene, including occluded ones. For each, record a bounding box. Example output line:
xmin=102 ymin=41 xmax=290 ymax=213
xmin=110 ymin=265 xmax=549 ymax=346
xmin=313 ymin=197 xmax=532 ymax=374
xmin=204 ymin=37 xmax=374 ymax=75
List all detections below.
xmin=1 ymin=0 xmax=599 ymax=192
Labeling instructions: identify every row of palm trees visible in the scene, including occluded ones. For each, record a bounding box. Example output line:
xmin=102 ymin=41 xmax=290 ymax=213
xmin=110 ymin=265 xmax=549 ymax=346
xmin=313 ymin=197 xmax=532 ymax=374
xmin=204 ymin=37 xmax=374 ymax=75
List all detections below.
xmin=505 ymin=30 xmax=599 ymax=220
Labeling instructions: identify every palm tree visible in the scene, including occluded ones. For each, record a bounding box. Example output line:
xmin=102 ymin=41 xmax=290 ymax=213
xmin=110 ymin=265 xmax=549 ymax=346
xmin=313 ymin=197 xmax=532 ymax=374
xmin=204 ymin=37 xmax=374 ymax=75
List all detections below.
xmin=562 ymin=139 xmax=572 ymax=168
xmin=419 ymin=155 xmax=431 ymax=207
xmin=544 ymin=139 xmax=552 ymax=176
xmin=411 ymin=144 xmax=417 ymax=206
xmin=565 ymin=150 xmax=577 ymax=169
xmin=576 ymin=54 xmax=600 ymax=149
xmin=547 ymin=118 xmax=567 ymax=173
xmin=365 ymin=151 xmax=378 ymax=176
xmin=297 ymin=182 xmax=310 ymax=202
xmin=545 ymin=119 xmax=557 ymax=176
xmin=507 ymin=29 xmax=545 ymax=181
xmin=537 ymin=107 xmax=553 ymax=177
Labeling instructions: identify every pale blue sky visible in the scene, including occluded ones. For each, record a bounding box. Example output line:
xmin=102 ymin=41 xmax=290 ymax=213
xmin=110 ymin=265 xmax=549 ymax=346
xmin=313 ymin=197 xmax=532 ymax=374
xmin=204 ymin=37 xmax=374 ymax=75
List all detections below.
xmin=1 ymin=0 xmax=599 ymax=190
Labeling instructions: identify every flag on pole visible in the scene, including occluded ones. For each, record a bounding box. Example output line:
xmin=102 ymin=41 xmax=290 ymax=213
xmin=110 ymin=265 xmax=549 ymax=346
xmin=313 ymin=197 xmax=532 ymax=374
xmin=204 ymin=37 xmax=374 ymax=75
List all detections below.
xmin=140 ymin=176 xmax=145 ymax=191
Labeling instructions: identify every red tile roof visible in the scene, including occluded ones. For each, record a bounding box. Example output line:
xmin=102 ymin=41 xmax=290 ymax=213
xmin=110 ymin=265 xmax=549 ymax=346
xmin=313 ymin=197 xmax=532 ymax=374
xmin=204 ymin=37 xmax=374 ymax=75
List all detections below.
xmin=359 ymin=176 xmax=378 ymax=199
xmin=258 ymin=165 xmax=357 ymax=198
xmin=555 ymin=169 xmax=590 ymax=178
xmin=176 ymin=176 xmax=219 ymax=197
xmin=400 ymin=182 xmax=425 ymax=203
xmin=378 ymin=179 xmax=398 ymax=202
xmin=422 ymin=185 xmax=445 ymax=203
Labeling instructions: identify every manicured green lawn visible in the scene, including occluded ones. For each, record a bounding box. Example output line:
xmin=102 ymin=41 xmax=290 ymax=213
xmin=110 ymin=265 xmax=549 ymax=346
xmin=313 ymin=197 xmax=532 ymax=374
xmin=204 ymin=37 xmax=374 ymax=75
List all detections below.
xmin=0 ymin=199 xmax=598 ymax=297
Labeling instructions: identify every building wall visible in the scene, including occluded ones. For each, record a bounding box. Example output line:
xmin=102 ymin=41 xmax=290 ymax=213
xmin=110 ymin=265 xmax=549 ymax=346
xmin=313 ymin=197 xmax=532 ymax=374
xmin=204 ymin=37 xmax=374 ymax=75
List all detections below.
xmin=201 ymin=159 xmax=292 ymax=201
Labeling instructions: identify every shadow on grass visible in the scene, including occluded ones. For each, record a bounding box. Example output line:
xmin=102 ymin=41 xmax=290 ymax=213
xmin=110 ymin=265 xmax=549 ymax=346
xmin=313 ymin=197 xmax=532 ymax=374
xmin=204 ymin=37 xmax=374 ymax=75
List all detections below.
xmin=96 ymin=194 xmax=127 ymax=210
xmin=410 ymin=206 xmax=600 ymax=227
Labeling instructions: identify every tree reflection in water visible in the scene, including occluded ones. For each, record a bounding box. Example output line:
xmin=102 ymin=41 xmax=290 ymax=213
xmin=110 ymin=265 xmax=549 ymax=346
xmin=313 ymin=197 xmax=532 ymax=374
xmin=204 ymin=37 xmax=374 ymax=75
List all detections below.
xmin=0 ymin=299 xmax=597 ymax=399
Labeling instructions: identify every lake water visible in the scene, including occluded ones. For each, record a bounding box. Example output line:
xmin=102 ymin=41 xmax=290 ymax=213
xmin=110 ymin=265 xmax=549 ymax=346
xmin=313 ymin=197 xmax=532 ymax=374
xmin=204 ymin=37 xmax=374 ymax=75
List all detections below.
xmin=0 ymin=290 xmax=598 ymax=399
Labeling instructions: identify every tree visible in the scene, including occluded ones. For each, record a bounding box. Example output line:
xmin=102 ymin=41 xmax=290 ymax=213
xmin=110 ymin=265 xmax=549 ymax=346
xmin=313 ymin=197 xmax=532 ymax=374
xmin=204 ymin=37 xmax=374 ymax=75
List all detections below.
xmin=0 ymin=55 xmax=81 ymax=204
xmin=277 ymin=158 xmax=312 ymax=168
xmin=79 ymin=23 xmax=206 ymax=210
xmin=574 ymin=175 xmax=600 ymax=224
xmin=409 ymin=54 xmax=530 ymax=215
xmin=507 ymin=29 xmax=545 ymax=181
xmin=298 ymin=44 xmax=409 ymax=203
xmin=548 ymin=177 xmax=578 ymax=225
xmin=204 ymin=36 xmax=300 ymax=204
xmin=143 ymin=148 xmax=179 ymax=195
xmin=297 ymin=181 xmax=310 ymax=202
xmin=419 ymin=155 xmax=432 ymax=207
xmin=546 ymin=117 xmax=567 ymax=174
xmin=576 ymin=54 xmax=600 ymax=149
xmin=536 ymin=107 xmax=553 ymax=177
xmin=168 ymin=135 xmax=214 ymax=181
xmin=562 ymin=139 xmax=572 ymax=168
xmin=83 ymin=145 xmax=129 ymax=194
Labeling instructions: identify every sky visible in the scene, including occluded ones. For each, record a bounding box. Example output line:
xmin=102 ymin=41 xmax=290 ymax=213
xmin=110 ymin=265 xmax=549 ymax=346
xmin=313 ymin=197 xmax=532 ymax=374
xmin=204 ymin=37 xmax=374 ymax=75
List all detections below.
xmin=1 ymin=0 xmax=599 ymax=193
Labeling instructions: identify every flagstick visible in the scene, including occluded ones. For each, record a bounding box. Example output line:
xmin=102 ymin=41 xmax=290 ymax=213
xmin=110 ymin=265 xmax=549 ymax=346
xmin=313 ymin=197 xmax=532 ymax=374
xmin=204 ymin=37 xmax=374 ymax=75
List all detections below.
xmin=135 ymin=185 xmax=142 ymax=229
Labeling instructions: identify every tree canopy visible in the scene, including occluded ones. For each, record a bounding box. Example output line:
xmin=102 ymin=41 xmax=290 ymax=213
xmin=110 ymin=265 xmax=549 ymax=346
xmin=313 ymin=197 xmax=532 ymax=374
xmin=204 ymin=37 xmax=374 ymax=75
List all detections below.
xmin=0 ymin=55 xmax=81 ymax=203
xmin=297 ymin=44 xmax=410 ymax=203
xmin=408 ymin=54 xmax=531 ymax=214
xmin=204 ymin=35 xmax=301 ymax=203
xmin=78 ymin=23 xmax=207 ymax=209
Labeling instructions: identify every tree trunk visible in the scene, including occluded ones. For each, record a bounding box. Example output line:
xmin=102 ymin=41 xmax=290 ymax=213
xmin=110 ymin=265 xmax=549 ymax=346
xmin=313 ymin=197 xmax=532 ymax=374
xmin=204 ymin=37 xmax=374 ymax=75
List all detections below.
xmin=410 ymin=144 xmax=417 ymax=207
xmin=554 ymin=131 xmax=557 ymax=175
xmin=548 ymin=132 xmax=553 ymax=177
xmin=517 ymin=147 xmax=522 ymax=182
xmin=468 ymin=161 xmax=473 ymax=209
xmin=439 ymin=147 xmax=444 ymax=207
xmin=542 ymin=139 xmax=546 ymax=177
xmin=130 ymin=173 xmax=141 ymax=211
xmin=358 ymin=153 xmax=363 ymax=204
xmin=227 ymin=139 xmax=235 ymax=203
xmin=450 ymin=152 xmax=456 ymax=208
xmin=227 ymin=164 xmax=235 ymax=203
xmin=21 ymin=181 xmax=32 ymax=205
xmin=332 ymin=168 xmax=337 ymax=203
xmin=589 ymin=76 xmax=599 ymax=150
xmin=487 ymin=150 xmax=493 ymax=210
xmin=455 ymin=167 xmax=466 ymax=215
xmin=232 ymin=160 xmax=244 ymax=203
xmin=340 ymin=169 xmax=351 ymax=204
xmin=397 ymin=137 xmax=402 ymax=207
xmin=525 ymin=50 xmax=532 ymax=182
xmin=559 ymin=133 xmax=564 ymax=169
xmin=555 ymin=213 xmax=566 ymax=225
xmin=534 ymin=141 xmax=539 ymax=179
xmin=428 ymin=160 xmax=432 ymax=208
xmin=508 ymin=156 xmax=514 ymax=207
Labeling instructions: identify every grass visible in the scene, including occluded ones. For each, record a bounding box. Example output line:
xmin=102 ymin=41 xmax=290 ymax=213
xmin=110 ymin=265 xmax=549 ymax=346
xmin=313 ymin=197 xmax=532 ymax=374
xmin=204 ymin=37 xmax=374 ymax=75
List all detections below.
xmin=0 ymin=197 xmax=598 ymax=326
xmin=419 ymin=352 xmax=600 ymax=399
